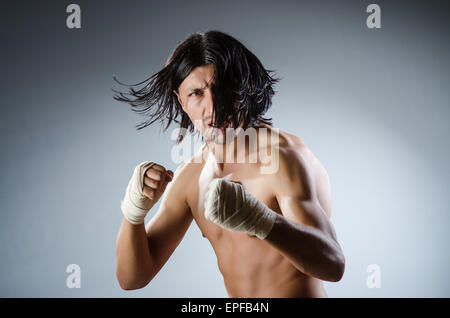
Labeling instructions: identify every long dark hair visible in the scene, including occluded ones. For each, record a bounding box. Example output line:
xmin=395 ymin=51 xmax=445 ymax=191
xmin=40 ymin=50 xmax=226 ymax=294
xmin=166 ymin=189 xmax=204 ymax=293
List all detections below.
xmin=113 ymin=30 xmax=280 ymax=143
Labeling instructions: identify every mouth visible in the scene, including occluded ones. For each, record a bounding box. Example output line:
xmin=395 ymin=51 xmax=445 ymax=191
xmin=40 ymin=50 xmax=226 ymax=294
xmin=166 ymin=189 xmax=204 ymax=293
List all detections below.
xmin=205 ymin=117 xmax=233 ymax=129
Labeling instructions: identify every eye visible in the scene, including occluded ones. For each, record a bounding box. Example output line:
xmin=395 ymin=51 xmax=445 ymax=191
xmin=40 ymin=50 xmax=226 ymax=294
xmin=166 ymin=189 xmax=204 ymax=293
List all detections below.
xmin=189 ymin=91 xmax=203 ymax=97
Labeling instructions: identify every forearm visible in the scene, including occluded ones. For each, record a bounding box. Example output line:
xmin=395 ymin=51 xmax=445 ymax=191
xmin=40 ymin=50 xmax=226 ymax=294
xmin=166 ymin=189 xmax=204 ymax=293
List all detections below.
xmin=115 ymin=217 xmax=155 ymax=290
xmin=265 ymin=213 xmax=345 ymax=282
xmin=204 ymin=178 xmax=345 ymax=281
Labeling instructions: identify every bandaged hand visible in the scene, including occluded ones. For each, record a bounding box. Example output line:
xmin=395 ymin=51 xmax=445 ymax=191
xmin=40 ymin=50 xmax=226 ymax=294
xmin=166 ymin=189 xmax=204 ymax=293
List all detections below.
xmin=121 ymin=161 xmax=173 ymax=225
xmin=204 ymin=178 xmax=277 ymax=240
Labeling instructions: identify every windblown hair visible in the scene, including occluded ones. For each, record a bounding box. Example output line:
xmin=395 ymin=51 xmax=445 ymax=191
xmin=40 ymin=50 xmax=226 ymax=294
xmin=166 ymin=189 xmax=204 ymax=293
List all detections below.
xmin=113 ymin=30 xmax=280 ymax=143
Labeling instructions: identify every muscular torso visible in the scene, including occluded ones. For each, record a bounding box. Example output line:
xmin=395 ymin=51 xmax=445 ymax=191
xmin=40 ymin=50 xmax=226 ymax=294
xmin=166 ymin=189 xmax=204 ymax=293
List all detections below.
xmin=179 ymin=126 xmax=332 ymax=297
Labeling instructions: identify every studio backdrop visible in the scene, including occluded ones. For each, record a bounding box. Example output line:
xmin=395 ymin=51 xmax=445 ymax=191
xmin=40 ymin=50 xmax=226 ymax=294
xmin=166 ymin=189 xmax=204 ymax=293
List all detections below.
xmin=0 ymin=0 xmax=449 ymax=297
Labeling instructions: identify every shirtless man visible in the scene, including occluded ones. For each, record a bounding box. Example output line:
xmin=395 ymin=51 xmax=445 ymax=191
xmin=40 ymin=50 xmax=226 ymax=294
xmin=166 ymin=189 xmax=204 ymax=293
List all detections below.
xmin=114 ymin=30 xmax=345 ymax=297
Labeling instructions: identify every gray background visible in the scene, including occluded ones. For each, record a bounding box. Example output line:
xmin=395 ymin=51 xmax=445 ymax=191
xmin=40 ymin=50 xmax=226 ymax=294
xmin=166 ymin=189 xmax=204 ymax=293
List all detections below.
xmin=1 ymin=0 xmax=449 ymax=297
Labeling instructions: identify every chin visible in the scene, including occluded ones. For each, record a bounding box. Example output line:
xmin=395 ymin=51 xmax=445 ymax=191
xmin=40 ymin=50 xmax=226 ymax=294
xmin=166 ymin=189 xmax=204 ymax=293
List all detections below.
xmin=202 ymin=127 xmax=223 ymax=143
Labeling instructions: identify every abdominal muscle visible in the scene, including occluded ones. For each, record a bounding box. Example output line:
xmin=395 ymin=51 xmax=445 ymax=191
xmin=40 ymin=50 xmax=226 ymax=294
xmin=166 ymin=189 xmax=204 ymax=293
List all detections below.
xmin=189 ymin=176 xmax=328 ymax=298
xmin=198 ymin=216 xmax=328 ymax=298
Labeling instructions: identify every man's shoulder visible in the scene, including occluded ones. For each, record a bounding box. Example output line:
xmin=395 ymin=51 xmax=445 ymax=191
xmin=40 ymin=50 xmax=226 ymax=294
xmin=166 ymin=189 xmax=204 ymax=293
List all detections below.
xmin=264 ymin=129 xmax=323 ymax=195
xmin=261 ymin=127 xmax=309 ymax=159
xmin=172 ymin=145 xmax=207 ymax=179
xmin=164 ymin=157 xmax=201 ymax=212
xmin=254 ymin=124 xmax=303 ymax=148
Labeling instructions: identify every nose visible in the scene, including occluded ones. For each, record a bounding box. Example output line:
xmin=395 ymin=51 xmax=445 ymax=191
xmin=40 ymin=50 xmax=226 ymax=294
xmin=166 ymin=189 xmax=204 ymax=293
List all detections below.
xmin=203 ymin=88 xmax=214 ymax=120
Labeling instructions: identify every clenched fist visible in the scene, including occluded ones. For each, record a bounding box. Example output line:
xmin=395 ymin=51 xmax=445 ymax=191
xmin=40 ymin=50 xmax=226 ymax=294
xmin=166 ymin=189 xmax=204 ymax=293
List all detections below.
xmin=121 ymin=161 xmax=173 ymax=225
xmin=204 ymin=178 xmax=277 ymax=240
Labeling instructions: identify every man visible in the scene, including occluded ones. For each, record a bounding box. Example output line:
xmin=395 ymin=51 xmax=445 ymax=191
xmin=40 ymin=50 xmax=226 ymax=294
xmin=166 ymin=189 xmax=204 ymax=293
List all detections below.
xmin=114 ymin=30 xmax=345 ymax=297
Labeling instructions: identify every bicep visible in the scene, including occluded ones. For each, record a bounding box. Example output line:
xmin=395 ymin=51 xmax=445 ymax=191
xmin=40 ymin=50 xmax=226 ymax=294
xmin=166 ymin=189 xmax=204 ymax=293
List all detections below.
xmin=278 ymin=195 xmax=333 ymax=234
xmin=278 ymin=194 xmax=340 ymax=246
xmin=145 ymin=165 xmax=193 ymax=272
xmin=274 ymin=148 xmax=337 ymax=239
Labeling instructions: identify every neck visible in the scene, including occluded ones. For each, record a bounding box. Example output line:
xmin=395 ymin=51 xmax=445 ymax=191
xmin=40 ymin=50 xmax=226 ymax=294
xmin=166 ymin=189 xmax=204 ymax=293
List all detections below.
xmin=204 ymin=122 xmax=267 ymax=171
xmin=205 ymin=132 xmax=237 ymax=168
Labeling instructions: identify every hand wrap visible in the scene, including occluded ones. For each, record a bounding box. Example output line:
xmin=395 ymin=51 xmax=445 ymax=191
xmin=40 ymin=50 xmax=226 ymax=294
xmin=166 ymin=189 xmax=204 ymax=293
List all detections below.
xmin=204 ymin=179 xmax=277 ymax=240
xmin=121 ymin=161 xmax=156 ymax=225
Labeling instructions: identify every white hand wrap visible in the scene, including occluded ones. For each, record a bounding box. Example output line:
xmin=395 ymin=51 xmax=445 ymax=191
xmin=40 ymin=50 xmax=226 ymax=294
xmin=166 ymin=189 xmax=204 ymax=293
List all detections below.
xmin=204 ymin=178 xmax=277 ymax=240
xmin=121 ymin=161 xmax=156 ymax=225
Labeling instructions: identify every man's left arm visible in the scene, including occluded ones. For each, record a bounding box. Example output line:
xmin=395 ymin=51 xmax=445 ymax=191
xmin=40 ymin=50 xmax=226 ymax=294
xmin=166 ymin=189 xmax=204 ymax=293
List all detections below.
xmin=264 ymin=147 xmax=345 ymax=282
xmin=203 ymin=147 xmax=345 ymax=282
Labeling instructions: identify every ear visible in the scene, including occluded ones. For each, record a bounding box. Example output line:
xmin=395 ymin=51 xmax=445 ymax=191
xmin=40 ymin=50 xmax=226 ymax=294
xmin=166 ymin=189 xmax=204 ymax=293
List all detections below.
xmin=173 ymin=90 xmax=184 ymax=109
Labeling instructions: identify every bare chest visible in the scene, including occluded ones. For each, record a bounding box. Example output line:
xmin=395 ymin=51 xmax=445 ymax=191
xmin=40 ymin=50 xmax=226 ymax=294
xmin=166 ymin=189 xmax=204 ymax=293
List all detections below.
xmin=186 ymin=147 xmax=332 ymax=241
xmin=187 ymin=156 xmax=280 ymax=242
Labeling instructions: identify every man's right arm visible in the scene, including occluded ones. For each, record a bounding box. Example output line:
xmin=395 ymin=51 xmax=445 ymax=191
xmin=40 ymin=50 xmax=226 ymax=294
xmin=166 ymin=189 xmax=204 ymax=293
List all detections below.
xmin=115 ymin=162 xmax=192 ymax=290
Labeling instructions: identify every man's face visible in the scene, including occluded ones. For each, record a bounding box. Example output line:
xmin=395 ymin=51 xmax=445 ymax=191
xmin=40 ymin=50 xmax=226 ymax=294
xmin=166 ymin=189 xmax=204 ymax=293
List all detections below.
xmin=174 ymin=64 xmax=220 ymax=141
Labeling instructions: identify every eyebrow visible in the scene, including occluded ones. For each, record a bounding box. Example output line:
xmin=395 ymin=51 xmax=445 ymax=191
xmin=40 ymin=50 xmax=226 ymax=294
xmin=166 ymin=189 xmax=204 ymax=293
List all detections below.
xmin=187 ymin=84 xmax=207 ymax=93
xmin=186 ymin=78 xmax=215 ymax=93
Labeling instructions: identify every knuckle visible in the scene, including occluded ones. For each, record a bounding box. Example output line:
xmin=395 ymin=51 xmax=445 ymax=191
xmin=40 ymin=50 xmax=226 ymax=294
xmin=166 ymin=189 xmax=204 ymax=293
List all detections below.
xmin=153 ymin=163 xmax=166 ymax=172
xmin=147 ymin=178 xmax=157 ymax=189
xmin=158 ymin=165 xmax=166 ymax=172
xmin=143 ymin=187 xmax=152 ymax=198
xmin=144 ymin=163 xmax=168 ymax=181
